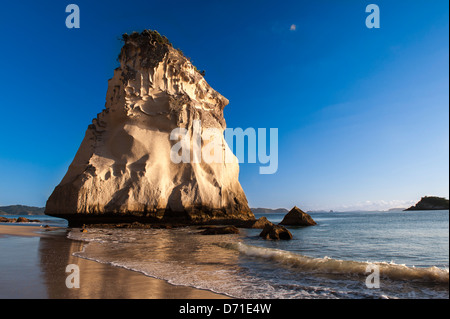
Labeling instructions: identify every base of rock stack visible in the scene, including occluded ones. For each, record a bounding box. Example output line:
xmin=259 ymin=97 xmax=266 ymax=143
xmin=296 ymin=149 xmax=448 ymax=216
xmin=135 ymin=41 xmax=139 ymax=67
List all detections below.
xmin=47 ymin=209 xmax=255 ymax=228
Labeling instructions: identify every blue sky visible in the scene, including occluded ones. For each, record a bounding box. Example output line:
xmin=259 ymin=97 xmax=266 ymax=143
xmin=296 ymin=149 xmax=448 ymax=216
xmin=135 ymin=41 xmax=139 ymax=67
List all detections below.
xmin=0 ymin=0 xmax=448 ymax=211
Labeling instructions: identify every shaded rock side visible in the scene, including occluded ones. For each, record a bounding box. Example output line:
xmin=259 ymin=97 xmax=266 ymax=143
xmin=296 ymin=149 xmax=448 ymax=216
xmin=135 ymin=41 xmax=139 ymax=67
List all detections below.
xmin=279 ymin=206 xmax=317 ymax=226
xmin=45 ymin=30 xmax=254 ymax=226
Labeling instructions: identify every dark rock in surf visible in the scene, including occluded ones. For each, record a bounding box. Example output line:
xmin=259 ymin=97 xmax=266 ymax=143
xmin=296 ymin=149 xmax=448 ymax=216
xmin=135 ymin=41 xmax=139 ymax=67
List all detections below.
xmin=248 ymin=216 xmax=274 ymax=229
xmin=0 ymin=216 xmax=41 ymax=223
xmin=259 ymin=224 xmax=292 ymax=240
xmin=200 ymin=226 xmax=240 ymax=235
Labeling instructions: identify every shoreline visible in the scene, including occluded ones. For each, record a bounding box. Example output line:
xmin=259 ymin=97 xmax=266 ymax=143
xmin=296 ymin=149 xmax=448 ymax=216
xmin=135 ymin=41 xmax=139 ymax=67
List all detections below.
xmin=0 ymin=224 xmax=230 ymax=299
xmin=0 ymin=224 xmax=53 ymax=237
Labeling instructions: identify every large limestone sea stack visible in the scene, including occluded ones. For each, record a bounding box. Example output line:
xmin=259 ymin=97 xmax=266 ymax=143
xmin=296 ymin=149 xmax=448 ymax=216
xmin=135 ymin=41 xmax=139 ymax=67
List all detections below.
xmin=45 ymin=30 xmax=254 ymax=226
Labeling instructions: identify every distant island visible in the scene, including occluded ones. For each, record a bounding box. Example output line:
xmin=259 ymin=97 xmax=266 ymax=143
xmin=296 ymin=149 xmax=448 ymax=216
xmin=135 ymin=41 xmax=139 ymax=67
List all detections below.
xmin=388 ymin=208 xmax=407 ymax=211
xmin=251 ymin=208 xmax=289 ymax=214
xmin=404 ymin=196 xmax=449 ymax=211
xmin=0 ymin=205 xmax=45 ymax=215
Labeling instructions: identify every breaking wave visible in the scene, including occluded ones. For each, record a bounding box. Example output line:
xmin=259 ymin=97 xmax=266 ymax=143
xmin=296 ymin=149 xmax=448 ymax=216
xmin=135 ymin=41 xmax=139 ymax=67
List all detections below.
xmin=220 ymin=242 xmax=449 ymax=285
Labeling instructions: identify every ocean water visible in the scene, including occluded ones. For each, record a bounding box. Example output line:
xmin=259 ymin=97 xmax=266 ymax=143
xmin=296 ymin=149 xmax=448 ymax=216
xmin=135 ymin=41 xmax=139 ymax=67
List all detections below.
xmin=67 ymin=210 xmax=449 ymax=299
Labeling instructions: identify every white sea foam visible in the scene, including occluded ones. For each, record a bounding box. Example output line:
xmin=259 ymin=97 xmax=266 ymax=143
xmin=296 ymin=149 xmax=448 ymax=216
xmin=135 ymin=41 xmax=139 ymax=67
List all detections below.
xmin=220 ymin=242 xmax=449 ymax=284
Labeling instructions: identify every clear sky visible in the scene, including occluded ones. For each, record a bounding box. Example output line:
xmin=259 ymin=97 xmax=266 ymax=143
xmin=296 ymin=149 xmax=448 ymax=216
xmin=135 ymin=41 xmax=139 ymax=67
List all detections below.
xmin=0 ymin=0 xmax=448 ymax=211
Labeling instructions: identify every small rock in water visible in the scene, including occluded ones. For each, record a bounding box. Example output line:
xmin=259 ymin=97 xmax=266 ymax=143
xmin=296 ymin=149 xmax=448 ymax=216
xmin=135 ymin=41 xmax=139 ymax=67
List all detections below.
xmin=279 ymin=206 xmax=317 ymax=226
xmin=249 ymin=216 xmax=273 ymax=229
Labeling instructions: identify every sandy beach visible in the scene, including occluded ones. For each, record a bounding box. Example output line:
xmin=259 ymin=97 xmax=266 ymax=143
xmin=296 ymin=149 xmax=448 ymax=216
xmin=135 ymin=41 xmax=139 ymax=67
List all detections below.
xmin=0 ymin=225 xmax=229 ymax=299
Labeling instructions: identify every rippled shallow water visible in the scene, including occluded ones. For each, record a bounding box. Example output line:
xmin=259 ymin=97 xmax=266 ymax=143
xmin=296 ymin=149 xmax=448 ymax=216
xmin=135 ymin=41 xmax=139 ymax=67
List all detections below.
xmin=67 ymin=210 xmax=449 ymax=299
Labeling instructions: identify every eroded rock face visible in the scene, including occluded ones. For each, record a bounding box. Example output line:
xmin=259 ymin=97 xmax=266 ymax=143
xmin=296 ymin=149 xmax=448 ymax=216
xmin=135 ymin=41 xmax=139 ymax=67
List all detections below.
xmin=45 ymin=30 xmax=254 ymax=226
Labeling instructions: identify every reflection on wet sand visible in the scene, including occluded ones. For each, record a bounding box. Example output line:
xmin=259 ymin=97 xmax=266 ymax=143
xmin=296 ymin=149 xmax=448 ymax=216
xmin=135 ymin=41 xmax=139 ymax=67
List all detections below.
xmin=37 ymin=230 xmax=229 ymax=299
xmin=67 ymin=227 xmax=244 ymax=296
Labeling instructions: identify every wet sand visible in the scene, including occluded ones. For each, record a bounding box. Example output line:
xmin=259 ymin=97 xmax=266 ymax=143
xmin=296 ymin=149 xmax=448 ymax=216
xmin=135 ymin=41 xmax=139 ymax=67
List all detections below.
xmin=0 ymin=225 xmax=51 ymax=237
xmin=0 ymin=225 xmax=229 ymax=299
